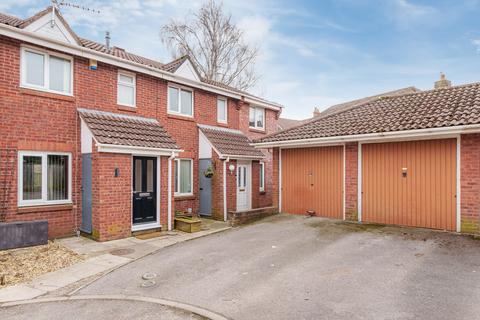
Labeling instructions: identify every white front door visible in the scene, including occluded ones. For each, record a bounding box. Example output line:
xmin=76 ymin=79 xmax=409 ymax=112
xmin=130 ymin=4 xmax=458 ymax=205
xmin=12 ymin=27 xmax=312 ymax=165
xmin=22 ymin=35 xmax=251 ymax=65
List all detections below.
xmin=236 ymin=162 xmax=251 ymax=211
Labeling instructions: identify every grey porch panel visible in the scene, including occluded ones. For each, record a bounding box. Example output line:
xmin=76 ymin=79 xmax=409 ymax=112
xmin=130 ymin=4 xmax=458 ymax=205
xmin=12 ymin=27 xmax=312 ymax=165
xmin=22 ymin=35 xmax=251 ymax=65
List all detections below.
xmin=0 ymin=220 xmax=48 ymax=250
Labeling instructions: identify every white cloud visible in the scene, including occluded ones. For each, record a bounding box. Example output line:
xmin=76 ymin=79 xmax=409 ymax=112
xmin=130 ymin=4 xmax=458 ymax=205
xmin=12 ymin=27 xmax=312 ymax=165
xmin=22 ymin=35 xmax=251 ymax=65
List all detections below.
xmin=387 ymin=0 xmax=438 ymax=28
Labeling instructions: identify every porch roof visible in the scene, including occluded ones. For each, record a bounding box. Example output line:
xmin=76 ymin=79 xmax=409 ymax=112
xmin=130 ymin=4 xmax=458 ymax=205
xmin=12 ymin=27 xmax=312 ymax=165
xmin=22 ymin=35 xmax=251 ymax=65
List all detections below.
xmin=198 ymin=124 xmax=265 ymax=159
xmin=78 ymin=108 xmax=179 ymax=151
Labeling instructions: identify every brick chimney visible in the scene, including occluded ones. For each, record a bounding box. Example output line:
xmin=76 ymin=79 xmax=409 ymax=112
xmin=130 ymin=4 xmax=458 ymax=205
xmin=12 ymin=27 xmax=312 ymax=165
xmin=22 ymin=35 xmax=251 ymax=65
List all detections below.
xmin=434 ymin=72 xmax=451 ymax=89
xmin=313 ymin=107 xmax=321 ymax=117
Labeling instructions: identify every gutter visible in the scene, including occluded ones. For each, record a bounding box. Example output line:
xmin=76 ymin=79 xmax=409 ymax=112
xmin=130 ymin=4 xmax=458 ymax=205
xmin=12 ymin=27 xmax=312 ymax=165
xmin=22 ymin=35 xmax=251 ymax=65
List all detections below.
xmin=167 ymin=151 xmax=176 ymax=231
xmin=223 ymin=157 xmax=230 ymax=222
xmin=0 ymin=24 xmax=282 ymax=111
xmin=252 ymin=124 xmax=480 ymax=148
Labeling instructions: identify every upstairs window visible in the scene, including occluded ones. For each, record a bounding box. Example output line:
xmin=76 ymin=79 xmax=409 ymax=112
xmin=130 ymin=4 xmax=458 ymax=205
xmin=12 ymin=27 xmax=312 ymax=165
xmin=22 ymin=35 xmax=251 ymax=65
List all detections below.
xmin=18 ymin=151 xmax=71 ymax=206
xmin=249 ymin=106 xmax=265 ymax=130
xmin=117 ymin=71 xmax=136 ymax=107
xmin=21 ymin=47 xmax=72 ymax=95
xmin=168 ymin=85 xmax=193 ymax=117
xmin=217 ymin=97 xmax=228 ymax=123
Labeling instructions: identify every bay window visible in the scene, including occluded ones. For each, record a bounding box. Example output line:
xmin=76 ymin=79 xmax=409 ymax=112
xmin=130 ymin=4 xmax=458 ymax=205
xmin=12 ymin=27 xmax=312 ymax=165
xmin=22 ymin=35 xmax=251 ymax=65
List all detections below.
xmin=19 ymin=152 xmax=72 ymax=206
xmin=168 ymin=85 xmax=193 ymax=117
xmin=21 ymin=47 xmax=73 ymax=95
xmin=249 ymin=106 xmax=265 ymax=130
xmin=174 ymin=159 xmax=193 ymax=195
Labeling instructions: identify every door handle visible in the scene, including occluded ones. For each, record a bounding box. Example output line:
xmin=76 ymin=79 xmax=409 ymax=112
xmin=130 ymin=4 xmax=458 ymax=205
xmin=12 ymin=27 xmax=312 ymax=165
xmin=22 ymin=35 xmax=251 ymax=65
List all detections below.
xmin=200 ymin=188 xmax=204 ymax=191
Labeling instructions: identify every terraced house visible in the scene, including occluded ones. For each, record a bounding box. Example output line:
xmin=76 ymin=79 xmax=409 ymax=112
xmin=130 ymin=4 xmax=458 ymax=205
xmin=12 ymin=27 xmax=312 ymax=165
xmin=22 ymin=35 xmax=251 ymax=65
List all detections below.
xmin=0 ymin=7 xmax=281 ymax=241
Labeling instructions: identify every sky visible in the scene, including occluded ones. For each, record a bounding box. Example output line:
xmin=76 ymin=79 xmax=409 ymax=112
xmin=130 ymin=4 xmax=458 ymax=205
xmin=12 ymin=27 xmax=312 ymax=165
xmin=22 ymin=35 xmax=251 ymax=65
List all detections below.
xmin=2 ymin=0 xmax=480 ymax=119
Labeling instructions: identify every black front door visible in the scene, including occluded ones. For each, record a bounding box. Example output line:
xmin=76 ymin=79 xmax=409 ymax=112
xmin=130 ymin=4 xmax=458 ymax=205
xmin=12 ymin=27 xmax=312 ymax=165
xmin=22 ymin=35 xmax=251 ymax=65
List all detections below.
xmin=133 ymin=157 xmax=157 ymax=224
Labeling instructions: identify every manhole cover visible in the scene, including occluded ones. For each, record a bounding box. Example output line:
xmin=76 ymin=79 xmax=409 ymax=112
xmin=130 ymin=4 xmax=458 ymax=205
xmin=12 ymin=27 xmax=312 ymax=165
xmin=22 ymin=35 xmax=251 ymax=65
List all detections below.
xmin=142 ymin=272 xmax=157 ymax=280
xmin=141 ymin=280 xmax=156 ymax=287
xmin=110 ymin=248 xmax=135 ymax=256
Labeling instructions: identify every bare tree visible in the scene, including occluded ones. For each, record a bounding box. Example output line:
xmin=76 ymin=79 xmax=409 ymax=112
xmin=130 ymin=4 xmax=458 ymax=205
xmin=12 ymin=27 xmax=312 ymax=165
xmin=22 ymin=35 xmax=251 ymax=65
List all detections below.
xmin=160 ymin=0 xmax=259 ymax=91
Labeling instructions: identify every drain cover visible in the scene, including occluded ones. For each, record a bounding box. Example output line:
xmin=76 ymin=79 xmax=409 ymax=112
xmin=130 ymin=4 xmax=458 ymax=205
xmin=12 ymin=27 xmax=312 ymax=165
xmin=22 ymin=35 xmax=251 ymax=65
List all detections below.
xmin=141 ymin=280 xmax=156 ymax=287
xmin=109 ymin=248 xmax=135 ymax=256
xmin=142 ymin=272 xmax=157 ymax=280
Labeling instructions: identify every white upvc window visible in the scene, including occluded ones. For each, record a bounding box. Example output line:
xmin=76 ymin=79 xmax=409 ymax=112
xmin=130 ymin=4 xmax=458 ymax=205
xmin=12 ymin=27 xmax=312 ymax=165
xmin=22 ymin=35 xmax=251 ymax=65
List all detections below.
xmin=174 ymin=158 xmax=193 ymax=196
xmin=18 ymin=151 xmax=72 ymax=207
xmin=217 ymin=97 xmax=228 ymax=123
xmin=168 ymin=84 xmax=194 ymax=117
xmin=249 ymin=106 xmax=265 ymax=130
xmin=20 ymin=46 xmax=73 ymax=95
xmin=259 ymin=162 xmax=265 ymax=192
xmin=117 ymin=71 xmax=136 ymax=107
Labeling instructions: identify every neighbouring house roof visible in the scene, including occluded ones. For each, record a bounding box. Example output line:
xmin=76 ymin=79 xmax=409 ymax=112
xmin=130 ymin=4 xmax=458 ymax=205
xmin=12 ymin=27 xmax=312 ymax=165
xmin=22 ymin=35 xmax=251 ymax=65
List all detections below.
xmin=78 ymin=108 xmax=179 ymax=150
xmin=198 ymin=124 xmax=265 ymax=158
xmin=317 ymin=86 xmax=421 ymax=118
xmin=255 ymin=82 xmax=480 ymax=144
xmin=0 ymin=7 xmax=282 ymax=109
xmin=277 ymin=118 xmax=306 ymax=131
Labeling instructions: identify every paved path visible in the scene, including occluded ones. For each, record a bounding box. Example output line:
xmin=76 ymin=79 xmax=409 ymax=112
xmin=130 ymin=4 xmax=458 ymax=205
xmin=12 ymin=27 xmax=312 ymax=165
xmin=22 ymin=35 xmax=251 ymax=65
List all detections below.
xmin=76 ymin=215 xmax=480 ymax=320
xmin=1 ymin=215 xmax=480 ymax=319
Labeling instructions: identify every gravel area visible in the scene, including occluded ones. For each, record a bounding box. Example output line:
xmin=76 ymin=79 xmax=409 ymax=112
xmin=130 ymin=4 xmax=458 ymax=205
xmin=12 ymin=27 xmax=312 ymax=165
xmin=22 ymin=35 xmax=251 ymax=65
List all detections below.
xmin=0 ymin=241 xmax=84 ymax=287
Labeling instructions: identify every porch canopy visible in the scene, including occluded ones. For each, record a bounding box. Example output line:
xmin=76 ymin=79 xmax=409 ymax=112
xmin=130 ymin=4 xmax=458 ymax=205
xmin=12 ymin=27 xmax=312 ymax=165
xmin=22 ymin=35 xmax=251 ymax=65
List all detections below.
xmin=198 ymin=124 xmax=265 ymax=160
xmin=78 ymin=108 xmax=181 ymax=155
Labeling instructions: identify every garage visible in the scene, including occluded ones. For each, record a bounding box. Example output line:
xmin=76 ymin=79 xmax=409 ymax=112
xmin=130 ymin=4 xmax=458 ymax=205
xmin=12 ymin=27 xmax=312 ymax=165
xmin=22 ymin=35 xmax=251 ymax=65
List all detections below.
xmin=361 ymin=139 xmax=457 ymax=231
xmin=281 ymin=146 xmax=343 ymax=218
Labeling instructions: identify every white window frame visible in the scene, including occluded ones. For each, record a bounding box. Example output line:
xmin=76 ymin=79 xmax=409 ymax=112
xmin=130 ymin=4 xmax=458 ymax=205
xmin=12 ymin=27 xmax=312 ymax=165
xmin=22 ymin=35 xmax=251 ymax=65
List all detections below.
xmin=217 ymin=96 xmax=228 ymax=124
xmin=117 ymin=70 xmax=136 ymax=107
xmin=18 ymin=151 xmax=72 ymax=207
xmin=167 ymin=84 xmax=194 ymax=117
xmin=259 ymin=162 xmax=265 ymax=192
xmin=249 ymin=106 xmax=266 ymax=130
xmin=174 ymin=158 xmax=194 ymax=196
xmin=20 ymin=45 xmax=74 ymax=96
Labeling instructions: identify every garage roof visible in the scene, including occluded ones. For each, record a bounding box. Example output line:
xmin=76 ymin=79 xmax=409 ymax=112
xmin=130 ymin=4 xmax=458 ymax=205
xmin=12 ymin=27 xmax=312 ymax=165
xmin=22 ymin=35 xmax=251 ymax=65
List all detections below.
xmin=78 ymin=108 xmax=179 ymax=151
xmin=255 ymin=82 xmax=480 ymax=144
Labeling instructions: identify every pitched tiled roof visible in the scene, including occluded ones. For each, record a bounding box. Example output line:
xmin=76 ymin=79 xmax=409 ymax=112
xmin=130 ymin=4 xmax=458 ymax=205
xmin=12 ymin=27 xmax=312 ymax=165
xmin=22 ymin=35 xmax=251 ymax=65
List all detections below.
xmin=78 ymin=108 xmax=179 ymax=150
xmin=256 ymin=82 xmax=480 ymax=143
xmin=162 ymin=55 xmax=189 ymax=73
xmin=319 ymin=86 xmax=421 ymax=118
xmin=199 ymin=124 xmax=264 ymax=158
xmin=0 ymin=7 xmax=279 ymax=104
xmin=277 ymin=118 xmax=306 ymax=131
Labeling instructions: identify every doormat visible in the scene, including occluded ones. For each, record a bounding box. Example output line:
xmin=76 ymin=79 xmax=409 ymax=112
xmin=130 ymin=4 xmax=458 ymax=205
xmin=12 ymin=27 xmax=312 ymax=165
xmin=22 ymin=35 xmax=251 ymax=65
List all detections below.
xmin=135 ymin=231 xmax=166 ymax=240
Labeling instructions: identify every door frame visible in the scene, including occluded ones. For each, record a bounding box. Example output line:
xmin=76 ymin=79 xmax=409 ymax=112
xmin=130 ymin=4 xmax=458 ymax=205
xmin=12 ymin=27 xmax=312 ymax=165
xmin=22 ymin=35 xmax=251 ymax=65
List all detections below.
xmin=131 ymin=155 xmax=161 ymax=232
xmin=357 ymin=135 xmax=461 ymax=233
xmin=236 ymin=160 xmax=252 ymax=211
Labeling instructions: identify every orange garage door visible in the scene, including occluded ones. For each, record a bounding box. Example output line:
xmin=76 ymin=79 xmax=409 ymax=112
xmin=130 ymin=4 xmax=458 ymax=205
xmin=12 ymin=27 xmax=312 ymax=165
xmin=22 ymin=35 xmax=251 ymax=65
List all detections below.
xmin=282 ymin=146 xmax=343 ymax=218
xmin=362 ymin=139 xmax=457 ymax=231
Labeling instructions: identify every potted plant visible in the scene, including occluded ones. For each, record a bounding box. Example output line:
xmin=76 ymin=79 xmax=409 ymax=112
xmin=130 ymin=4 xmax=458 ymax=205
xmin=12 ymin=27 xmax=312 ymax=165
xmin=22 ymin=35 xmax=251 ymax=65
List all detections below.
xmin=203 ymin=166 xmax=214 ymax=178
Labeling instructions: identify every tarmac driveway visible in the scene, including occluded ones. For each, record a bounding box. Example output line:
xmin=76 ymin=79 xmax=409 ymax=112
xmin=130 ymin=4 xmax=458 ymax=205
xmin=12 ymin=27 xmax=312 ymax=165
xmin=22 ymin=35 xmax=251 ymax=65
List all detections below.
xmin=78 ymin=214 xmax=480 ymax=320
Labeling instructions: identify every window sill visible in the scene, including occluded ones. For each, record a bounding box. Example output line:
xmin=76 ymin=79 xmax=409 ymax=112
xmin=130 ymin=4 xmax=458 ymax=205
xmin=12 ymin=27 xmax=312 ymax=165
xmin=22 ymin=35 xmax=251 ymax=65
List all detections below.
xmin=259 ymin=190 xmax=266 ymax=195
xmin=174 ymin=194 xmax=196 ymax=200
xmin=167 ymin=113 xmax=195 ymax=122
xmin=216 ymin=122 xmax=229 ymax=127
xmin=117 ymin=105 xmax=137 ymax=112
xmin=249 ymin=127 xmax=266 ymax=134
xmin=20 ymin=87 xmax=75 ymax=102
xmin=17 ymin=203 xmax=74 ymax=214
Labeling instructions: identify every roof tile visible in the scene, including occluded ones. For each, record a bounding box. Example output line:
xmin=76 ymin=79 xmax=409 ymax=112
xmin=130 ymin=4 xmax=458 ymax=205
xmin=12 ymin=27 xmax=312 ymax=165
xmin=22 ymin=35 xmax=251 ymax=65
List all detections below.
xmin=78 ymin=108 xmax=179 ymax=150
xmin=257 ymin=82 xmax=480 ymax=143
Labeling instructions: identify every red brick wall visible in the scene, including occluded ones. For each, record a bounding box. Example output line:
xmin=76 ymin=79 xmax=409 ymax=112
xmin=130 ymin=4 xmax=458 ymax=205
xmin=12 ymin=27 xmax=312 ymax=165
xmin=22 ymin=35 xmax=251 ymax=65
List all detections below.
xmin=345 ymin=142 xmax=359 ymax=221
xmin=211 ymin=152 xmax=224 ymax=220
xmin=460 ymin=134 xmax=480 ymax=234
xmin=272 ymin=148 xmax=280 ymax=210
xmin=91 ymin=147 xmax=131 ymax=241
xmin=226 ymin=160 xmax=237 ymax=212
